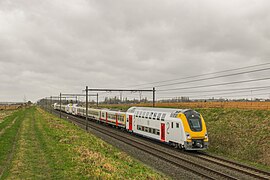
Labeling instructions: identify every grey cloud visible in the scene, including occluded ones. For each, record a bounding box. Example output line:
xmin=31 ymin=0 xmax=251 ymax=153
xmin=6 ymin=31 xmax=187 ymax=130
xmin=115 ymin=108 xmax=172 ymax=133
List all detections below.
xmin=0 ymin=0 xmax=270 ymax=102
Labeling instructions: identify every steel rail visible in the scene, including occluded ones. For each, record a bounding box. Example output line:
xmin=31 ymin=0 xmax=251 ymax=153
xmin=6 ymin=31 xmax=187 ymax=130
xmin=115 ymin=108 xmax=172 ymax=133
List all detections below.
xmin=195 ymin=152 xmax=270 ymax=180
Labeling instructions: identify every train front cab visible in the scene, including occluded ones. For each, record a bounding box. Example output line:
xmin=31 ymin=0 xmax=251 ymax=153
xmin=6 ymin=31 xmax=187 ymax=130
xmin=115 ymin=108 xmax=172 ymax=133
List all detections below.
xmin=179 ymin=110 xmax=208 ymax=150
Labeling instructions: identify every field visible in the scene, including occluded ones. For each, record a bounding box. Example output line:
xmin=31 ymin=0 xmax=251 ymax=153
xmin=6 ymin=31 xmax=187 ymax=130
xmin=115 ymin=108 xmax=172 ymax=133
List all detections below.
xmin=0 ymin=107 xmax=167 ymax=179
xmin=0 ymin=105 xmax=21 ymax=111
xmin=100 ymin=101 xmax=270 ymax=110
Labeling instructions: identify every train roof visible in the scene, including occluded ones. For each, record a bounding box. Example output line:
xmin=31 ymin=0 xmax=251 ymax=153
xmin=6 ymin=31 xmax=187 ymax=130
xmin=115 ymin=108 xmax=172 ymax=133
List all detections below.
xmin=127 ymin=106 xmax=190 ymax=114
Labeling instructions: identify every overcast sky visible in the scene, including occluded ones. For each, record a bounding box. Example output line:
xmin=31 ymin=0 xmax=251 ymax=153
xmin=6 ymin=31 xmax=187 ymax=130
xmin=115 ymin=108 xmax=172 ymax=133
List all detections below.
xmin=1 ymin=0 xmax=270 ymax=102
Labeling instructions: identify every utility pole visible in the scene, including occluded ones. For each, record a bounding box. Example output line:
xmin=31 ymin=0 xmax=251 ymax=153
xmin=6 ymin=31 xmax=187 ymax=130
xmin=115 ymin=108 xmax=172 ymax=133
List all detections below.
xmin=97 ymin=93 xmax=99 ymax=107
xmin=85 ymin=86 xmax=88 ymax=130
xmin=153 ymin=87 xmax=156 ymax=107
xmin=50 ymin=96 xmax=52 ymax=114
xmin=60 ymin=93 xmax=62 ymax=118
xmin=45 ymin=97 xmax=48 ymax=111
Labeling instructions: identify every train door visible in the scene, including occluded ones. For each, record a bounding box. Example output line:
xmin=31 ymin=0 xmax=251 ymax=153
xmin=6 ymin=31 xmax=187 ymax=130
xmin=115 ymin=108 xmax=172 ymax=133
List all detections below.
xmin=161 ymin=123 xmax=165 ymax=141
xmin=129 ymin=115 xmax=133 ymax=131
xmin=116 ymin=114 xmax=118 ymax=127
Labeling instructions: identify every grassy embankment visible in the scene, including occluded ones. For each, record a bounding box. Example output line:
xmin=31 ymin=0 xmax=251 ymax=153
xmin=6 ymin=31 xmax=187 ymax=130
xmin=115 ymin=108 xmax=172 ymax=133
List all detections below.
xmin=0 ymin=107 xmax=167 ymax=179
xmin=98 ymin=104 xmax=270 ymax=171
xmin=198 ymin=108 xmax=270 ymax=171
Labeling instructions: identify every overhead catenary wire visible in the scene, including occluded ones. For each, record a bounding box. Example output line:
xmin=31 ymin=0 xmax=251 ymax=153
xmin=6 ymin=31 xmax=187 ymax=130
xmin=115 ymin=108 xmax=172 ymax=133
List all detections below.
xmin=158 ymin=77 xmax=270 ymax=92
xmin=158 ymin=92 xmax=270 ymax=100
xmin=57 ymin=62 xmax=270 ymax=102
xmin=100 ymin=83 xmax=270 ymax=101
xmin=157 ymin=87 xmax=270 ymax=99
xmin=124 ymin=62 xmax=270 ymax=88
xmin=146 ymin=67 xmax=270 ymax=89
xmin=157 ymin=85 xmax=270 ymax=94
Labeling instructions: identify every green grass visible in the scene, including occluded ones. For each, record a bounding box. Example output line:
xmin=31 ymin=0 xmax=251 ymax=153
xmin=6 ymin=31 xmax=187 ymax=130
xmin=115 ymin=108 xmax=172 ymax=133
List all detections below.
xmin=0 ymin=110 xmax=19 ymax=131
xmin=0 ymin=110 xmax=16 ymax=124
xmin=0 ymin=107 xmax=167 ymax=179
xmin=196 ymin=108 xmax=270 ymax=171
xmin=0 ymin=109 xmax=25 ymax=177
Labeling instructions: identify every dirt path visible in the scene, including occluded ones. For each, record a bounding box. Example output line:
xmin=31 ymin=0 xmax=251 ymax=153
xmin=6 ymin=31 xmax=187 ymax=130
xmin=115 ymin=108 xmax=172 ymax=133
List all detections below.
xmin=0 ymin=117 xmax=18 ymax=136
xmin=0 ymin=111 xmax=15 ymax=123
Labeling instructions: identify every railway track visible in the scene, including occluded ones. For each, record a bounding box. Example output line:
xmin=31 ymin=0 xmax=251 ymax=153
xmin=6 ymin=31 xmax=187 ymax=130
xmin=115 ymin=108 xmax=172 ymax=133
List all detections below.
xmin=196 ymin=152 xmax=270 ymax=180
xmin=51 ymin=109 xmax=270 ymax=180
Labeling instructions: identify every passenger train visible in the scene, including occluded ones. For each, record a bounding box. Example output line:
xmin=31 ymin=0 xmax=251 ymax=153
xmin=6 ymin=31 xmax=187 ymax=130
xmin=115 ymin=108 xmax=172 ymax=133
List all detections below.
xmin=54 ymin=104 xmax=208 ymax=150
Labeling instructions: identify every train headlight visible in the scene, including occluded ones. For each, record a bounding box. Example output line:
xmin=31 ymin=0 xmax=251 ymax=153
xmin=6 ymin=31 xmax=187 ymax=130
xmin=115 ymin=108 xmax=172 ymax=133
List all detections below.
xmin=186 ymin=132 xmax=191 ymax=139
xmin=205 ymin=133 xmax=208 ymax=139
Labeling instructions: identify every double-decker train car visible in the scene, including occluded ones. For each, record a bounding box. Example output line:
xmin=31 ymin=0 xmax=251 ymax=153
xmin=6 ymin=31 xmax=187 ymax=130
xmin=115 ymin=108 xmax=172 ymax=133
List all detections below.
xmin=99 ymin=109 xmax=126 ymax=128
xmin=88 ymin=108 xmax=100 ymax=120
xmin=53 ymin=104 xmax=208 ymax=150
xmin=76 ymin=106 xmax=85 ymax=117
xmin=126 ymin=107 xmax=208 ymax=150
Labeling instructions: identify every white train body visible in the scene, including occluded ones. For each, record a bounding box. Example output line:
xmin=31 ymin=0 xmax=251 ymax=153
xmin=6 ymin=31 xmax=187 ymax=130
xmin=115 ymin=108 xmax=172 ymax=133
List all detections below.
xmin=53 ymin=104 xmax=208 ymax=150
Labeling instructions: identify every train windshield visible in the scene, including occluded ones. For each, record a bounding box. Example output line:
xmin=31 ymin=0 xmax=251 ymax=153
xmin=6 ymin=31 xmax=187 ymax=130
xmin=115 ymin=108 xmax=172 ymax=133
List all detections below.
xmin=184 ymin=110 xmax=202 ymax=132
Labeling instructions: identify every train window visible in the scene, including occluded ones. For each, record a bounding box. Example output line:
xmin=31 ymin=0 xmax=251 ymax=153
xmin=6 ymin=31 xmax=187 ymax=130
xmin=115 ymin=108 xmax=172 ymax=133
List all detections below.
xmin=161 ymin=113 xmax=166 ymax=121
xmin=153 ymin=113 xmax=157 ymax=120
xmin=157 ymin=113 xmax=161 ymax=120
xmin=157 ymin=130 xmax=160 ymax=135
xmin=149 ymin=112 xmax=153 ymax=119
xmin=145 ymin=127 xmax=148 ymax=132
xmin=153 ymin=129 xmax=156 ymax=134
xmin=139 ymin=111 xmax=143 ymax=118
xmin=142 ymin=126 xmax=144 ymax=131
xmin=145 ymin=112 xmax=149 ymax=119
xmin=176 ymin=123 xmax=179 ymax=128
xmin=142 ymin=112 xmax=146 ymax=118
xmin=171 ymin=122 xmax=173 ymax=128
xmin=185 ymin=110 xmax=202 ymax=132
